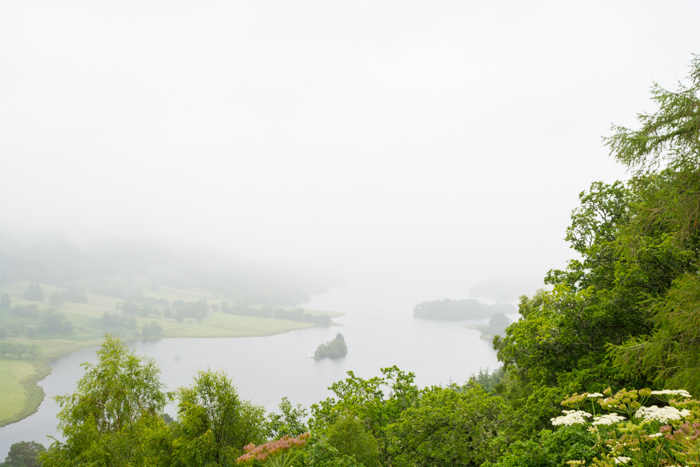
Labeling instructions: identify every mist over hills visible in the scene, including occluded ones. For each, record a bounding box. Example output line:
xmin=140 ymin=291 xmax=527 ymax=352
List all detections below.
xmin=0 ymin=234 xmax=335 ymax=306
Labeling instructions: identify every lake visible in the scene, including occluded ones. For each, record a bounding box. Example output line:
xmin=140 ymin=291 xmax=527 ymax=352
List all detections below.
xmin=0 ymin=275 xmax=505 ymax=459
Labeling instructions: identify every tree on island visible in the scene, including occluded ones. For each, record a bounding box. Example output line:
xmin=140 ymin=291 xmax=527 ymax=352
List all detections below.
xmin=314 ymin=333 xmax=348 ymax=360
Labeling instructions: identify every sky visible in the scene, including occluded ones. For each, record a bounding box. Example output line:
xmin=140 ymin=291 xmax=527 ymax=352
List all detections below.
xmin=1 ymin=0 xmax=699 ymax=287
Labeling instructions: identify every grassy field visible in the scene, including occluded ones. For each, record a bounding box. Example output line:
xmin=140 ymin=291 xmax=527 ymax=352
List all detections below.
xmin=0 ymin=359 xmax=46 ymax=424
xmin=0 ymin=279 xmax=340 ymax=426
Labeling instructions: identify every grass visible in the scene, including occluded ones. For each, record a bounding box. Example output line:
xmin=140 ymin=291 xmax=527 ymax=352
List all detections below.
xmin=0 ymin=279 xmax=340 ymax=426
xmin=0 ymin=359 xmax=50 ymax=427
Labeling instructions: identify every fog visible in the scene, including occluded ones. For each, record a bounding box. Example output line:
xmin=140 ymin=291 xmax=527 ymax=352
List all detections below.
xmin=1 ymin=1 xmax=699 ymax=288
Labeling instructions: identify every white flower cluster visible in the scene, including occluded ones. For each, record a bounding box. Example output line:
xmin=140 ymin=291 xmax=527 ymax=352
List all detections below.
xmin=651 ymin=389 xmax=692 ymax=398
xmin=551 ymin=410 xmax=592 ymax=426
xmin=613 ymin=456 xmax=631 ymax=464
xmin=587 ymin=392 xmax=604 ymax=398
xmin=592 ymin=413 xmax=626 ymax=425
xmin=634 ymin=405 xmax=691 ymax=423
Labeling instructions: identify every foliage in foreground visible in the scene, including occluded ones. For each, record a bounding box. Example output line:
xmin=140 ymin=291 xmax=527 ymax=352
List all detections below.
xmin=39 ymin=335 xmax=267 ymax=467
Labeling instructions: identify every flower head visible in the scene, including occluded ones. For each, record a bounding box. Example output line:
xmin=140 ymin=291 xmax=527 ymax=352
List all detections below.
xmin=551 ymin=410 xmax=593 ymax=426
xmin=592 ymin=413 xmax=626 ymax=425
xmin=634 ymin=405 xmax=691 ymax=424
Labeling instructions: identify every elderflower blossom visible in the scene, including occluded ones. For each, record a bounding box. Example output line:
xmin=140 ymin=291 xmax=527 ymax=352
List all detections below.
xmin=650 ymin=389 xmax=692 ymax=399
xmin=592 ymin=413 xmax=626 ymax=425
xmin=613 ymin=457 xmax=631 ymax=464
xmin=634 ymin=405 xmax=691 ymax=424
xmin=551 ymin=410 xmax=593 ymax=426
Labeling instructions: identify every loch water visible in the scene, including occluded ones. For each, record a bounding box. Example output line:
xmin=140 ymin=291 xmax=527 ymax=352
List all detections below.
xmin=0 ymin=276 xmax=503 ymax=459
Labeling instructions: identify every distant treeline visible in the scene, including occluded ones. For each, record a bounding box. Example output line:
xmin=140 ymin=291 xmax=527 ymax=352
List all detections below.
xmin=0 ymin=303 xmax=74 ymax=339
xmin=114 ymin=298 xmax=332 ymax=326
xmin=19 ymin=282 xmax=88 ymax=305
xmin=0 ymin=341 xmax=40 ymax=359
xmin=413 ymin=298 xmax=515 ymax=320
xmin=221 ymin=301 xmax=332 ymax=325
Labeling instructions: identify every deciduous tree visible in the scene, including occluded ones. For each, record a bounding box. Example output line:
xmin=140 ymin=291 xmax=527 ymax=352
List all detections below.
xmin=1 ymin=441 xmax=46 ymax=467
xmin=171 ymin=369 xmax=267 ymax=466
xmin=41 ymin=334 xmax=168 ymax=466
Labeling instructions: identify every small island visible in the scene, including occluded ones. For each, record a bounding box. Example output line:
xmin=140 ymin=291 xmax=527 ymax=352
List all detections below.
xmin=314 ymin=333 xmax=347 ymax=360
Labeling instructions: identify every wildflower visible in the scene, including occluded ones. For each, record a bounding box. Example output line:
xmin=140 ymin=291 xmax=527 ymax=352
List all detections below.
xmin=236 ymin=433 xmax=310 ymax=465
xmin=562 ymin=393 xmax=588 ymax=408
xmin=592 ymin=413 xmax=626 ymax=425
xmin=634 ymin=405 xmax=691 ymax=424
xmin=613 ymin=456 xmax=631 ymax=464
xmin=587 ymin=392 xmax=604 ymax=399
xmin=551 ymin=410 xmax=593 ymax=426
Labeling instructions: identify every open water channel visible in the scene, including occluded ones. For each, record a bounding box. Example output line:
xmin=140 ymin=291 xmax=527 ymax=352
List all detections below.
xmin=0 ymin=275 xmax=506 ymax=459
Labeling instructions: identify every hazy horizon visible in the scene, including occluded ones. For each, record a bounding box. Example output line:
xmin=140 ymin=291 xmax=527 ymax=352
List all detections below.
xmin=2 ymin=1 xmax=699 ymax=289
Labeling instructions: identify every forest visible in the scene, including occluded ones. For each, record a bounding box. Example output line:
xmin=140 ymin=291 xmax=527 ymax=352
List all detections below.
xmin=3 ymin=56 xmax=700 ymax=467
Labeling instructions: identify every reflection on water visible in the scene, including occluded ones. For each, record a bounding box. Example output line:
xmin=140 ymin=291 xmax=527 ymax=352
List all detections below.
xmin=0 ymin=278 xmax=502 ymax=459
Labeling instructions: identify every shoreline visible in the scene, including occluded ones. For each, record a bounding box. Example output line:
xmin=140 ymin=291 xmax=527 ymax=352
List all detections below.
xmin=0 ymin=312 xmax=342 ymax=427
